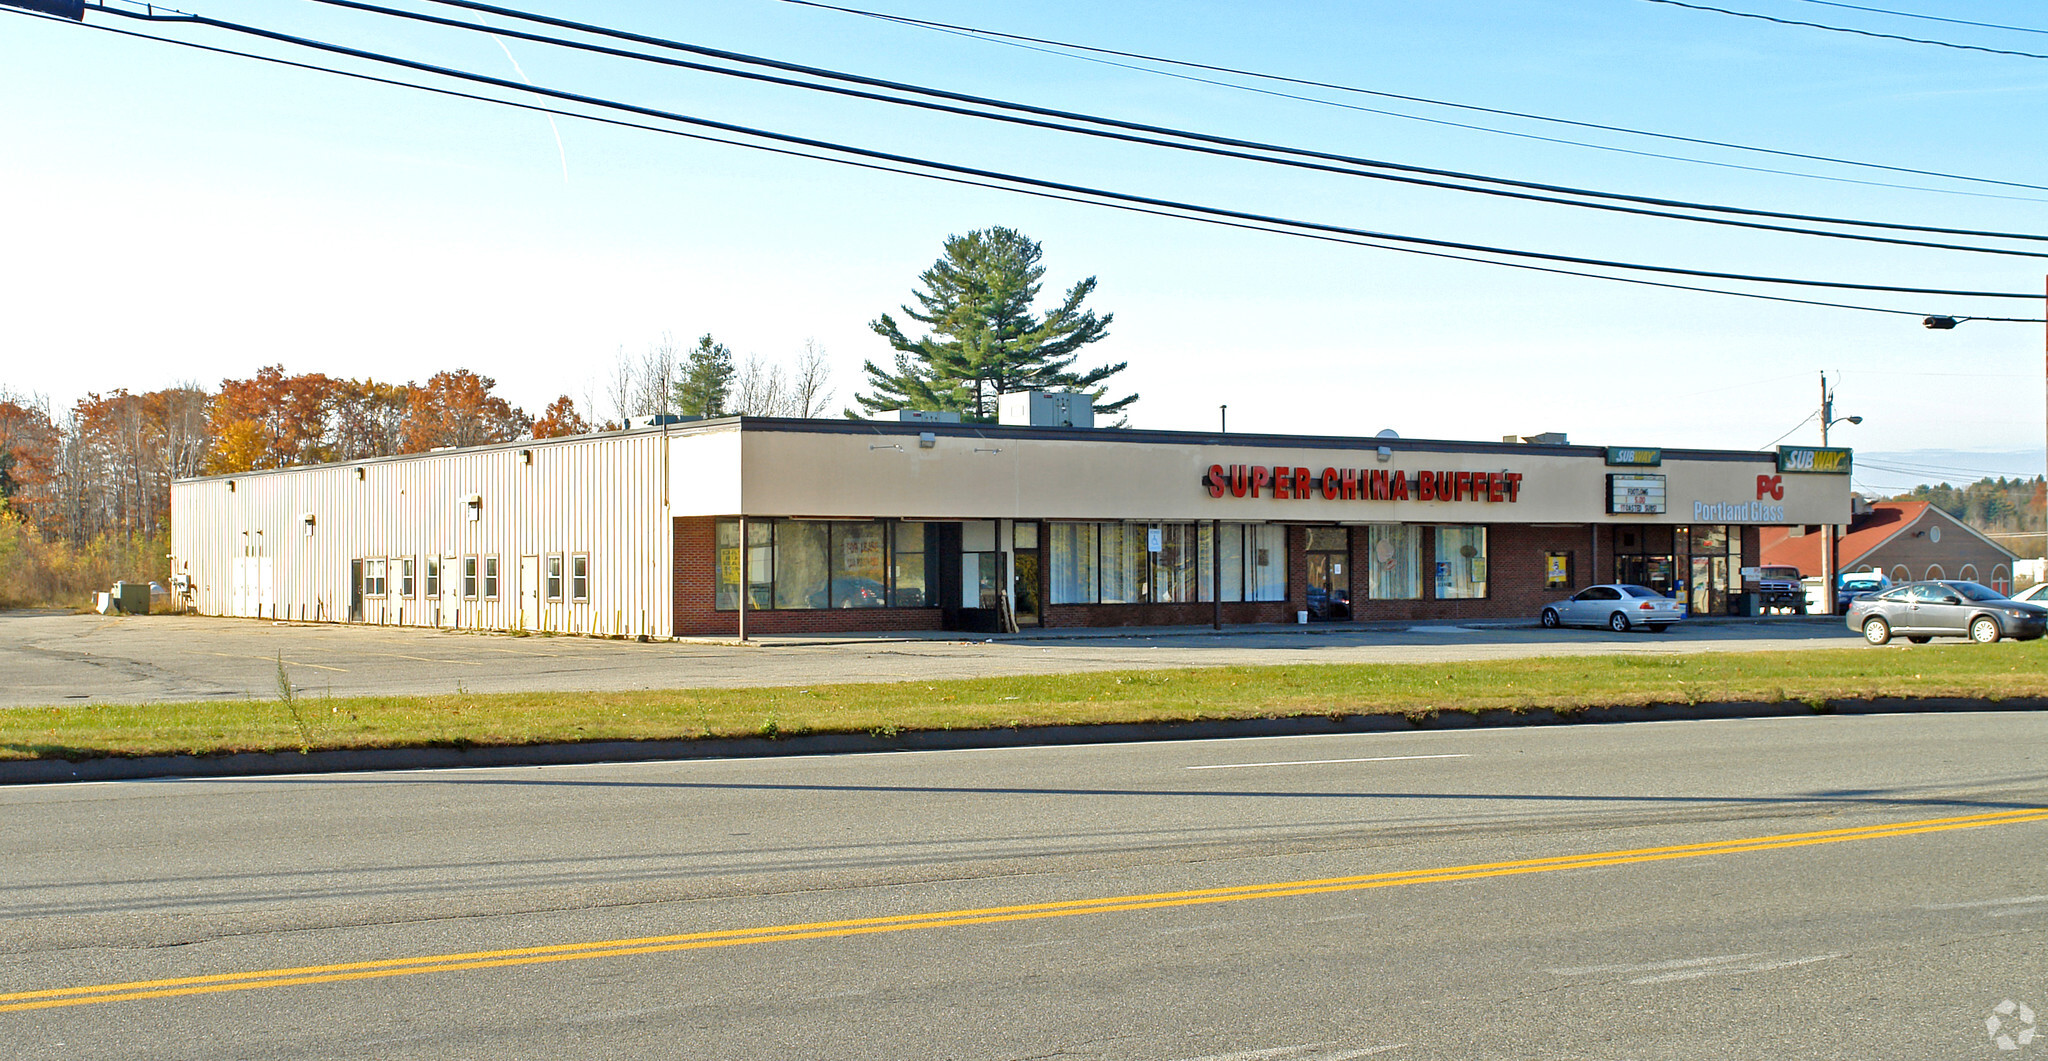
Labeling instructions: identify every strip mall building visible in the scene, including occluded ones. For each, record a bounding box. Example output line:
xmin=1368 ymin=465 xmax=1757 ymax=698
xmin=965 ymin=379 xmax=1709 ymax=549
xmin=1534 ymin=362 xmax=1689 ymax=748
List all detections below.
xmin=168 ymin=414 xmax=1853 ymax=638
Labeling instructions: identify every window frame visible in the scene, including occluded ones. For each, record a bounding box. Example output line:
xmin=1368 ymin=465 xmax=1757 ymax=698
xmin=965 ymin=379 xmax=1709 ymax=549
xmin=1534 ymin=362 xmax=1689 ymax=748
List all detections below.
xmin=571 ymin=553 xmax=589 ymax=602
xmin=363 ymin=557 xmax=387 ymax=598
xmin=399 ymin=556 xmax=416 ymax=598
xmin=545 ymin=553 xmax=565 ymax=602
xmin=462 ymin=556 xmax=479 ymax=599
xmin=482 ymin=555 xmax=499 ymax=599
xmin=424 ymin=556 xmax=440 ymax=598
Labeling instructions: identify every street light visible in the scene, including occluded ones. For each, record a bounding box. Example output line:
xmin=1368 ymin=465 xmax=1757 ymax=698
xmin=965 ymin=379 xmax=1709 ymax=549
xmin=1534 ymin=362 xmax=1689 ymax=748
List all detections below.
xmin=1818 ymin=373 xmax=1862 ymax=613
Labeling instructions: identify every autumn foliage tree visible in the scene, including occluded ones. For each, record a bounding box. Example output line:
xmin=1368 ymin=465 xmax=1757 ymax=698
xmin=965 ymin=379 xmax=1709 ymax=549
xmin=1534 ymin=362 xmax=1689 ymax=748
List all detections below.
xmin=532 ymin=396 xmax=592 ymax=438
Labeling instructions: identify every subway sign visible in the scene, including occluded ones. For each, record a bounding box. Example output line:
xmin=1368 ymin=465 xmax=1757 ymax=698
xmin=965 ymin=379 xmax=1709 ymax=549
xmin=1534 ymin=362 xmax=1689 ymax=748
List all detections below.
xmin=1606 ymin=447 xmax=1662 ymax=467
xmin=1777 ymin=446 xmax=1852 ymax=474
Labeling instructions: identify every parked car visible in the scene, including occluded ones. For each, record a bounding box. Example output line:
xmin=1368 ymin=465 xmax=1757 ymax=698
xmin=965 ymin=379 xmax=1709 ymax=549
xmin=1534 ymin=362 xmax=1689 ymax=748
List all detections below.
xmin=1846 ymin=580 xmax=2048 ymax=645
xmin=1541 ymin=584 xmax=1686 ymax=632
xmin=2011 ymin=583 xmax=2048 ymax=604
xmin=1835 ymin=571 xmax=1890 ymax=613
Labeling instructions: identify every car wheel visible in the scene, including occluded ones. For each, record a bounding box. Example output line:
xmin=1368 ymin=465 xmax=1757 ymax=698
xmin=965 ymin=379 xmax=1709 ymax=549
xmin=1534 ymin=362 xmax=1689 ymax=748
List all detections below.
xmin=1540 ymin=609 xmax=1561 ymax=629
xmin=1862 ymin=616 xmax=1891 ymax=646
xmin=1608 ymin=611 xmax=1631 ymax=633
xmin=1906 ymin=636 xmax=1931 ymax=644
xmin=1970 ymin=616 xmax=2002 ymax=644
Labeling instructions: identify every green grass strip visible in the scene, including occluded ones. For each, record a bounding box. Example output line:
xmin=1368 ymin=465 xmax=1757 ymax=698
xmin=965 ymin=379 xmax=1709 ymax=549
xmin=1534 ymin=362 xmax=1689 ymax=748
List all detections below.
xmin=3 ymin=641 xmax=2045 ymax=761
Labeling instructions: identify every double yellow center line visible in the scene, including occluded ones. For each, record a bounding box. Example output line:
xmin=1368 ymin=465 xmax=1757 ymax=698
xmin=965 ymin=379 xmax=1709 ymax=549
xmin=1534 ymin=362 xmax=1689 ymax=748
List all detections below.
xmin=6 ymin=807 xmax=2044 ymax=1013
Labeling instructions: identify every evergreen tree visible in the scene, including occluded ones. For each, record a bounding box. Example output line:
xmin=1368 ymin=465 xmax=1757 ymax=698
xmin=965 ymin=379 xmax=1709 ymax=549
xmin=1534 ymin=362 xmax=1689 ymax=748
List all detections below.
xmin=854 ymin=227 xmax=1134 ymax=423
xmin=673 ymin=334 xmax=735 ymax=417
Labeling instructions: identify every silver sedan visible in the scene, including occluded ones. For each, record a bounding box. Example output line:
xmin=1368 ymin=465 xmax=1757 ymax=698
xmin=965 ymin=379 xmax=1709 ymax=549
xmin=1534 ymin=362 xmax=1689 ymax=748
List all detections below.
xmin=1541 ymin=584 xmax=1687 ymax=632
xmin=1846 ymin=580 xmax=2048 ymax=644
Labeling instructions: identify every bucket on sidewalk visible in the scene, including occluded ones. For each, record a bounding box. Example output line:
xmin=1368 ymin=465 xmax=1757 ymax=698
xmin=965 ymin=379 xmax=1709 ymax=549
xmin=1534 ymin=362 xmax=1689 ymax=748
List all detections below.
xmin=1296 ymin=610 xmax=1308 ymax=624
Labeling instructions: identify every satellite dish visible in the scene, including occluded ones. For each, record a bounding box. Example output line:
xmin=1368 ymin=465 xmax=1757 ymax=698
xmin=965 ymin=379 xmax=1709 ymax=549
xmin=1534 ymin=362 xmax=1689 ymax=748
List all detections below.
xmin=1375 ymin=429 xmax=1399 ymax=439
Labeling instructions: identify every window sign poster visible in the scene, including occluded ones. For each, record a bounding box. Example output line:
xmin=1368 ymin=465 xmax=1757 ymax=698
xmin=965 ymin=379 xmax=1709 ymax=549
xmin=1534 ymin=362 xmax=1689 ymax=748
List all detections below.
xmin=1545 ymin=552 xmax=1570 ymax=589
xmin=1147 ymin=526 xmax=1163 ymax=553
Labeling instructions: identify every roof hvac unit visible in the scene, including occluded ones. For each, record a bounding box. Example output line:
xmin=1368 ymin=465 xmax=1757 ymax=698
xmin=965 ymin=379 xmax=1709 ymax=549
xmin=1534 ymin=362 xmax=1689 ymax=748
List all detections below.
xmin=997 ymin=390 xmax=1094 ymax=429
xmin=886 ymin=409 xmax=963 ymax=424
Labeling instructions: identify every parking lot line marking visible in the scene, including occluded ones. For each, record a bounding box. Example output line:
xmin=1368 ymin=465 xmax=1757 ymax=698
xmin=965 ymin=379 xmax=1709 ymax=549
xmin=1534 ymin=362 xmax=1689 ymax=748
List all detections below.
xmin=6 ymin=807 xmax=2042 ymax=1013
xmin=203 ymin=652 xmax=346 ymax=673
xmin=1187 ymin=754 xmax=1470 ymax=771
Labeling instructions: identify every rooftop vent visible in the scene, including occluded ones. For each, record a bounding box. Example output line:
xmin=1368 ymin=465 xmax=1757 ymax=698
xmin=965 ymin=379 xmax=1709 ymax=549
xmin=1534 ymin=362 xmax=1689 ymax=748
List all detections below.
xmin=997 ymin=390 xmax=1094 ymax=429
xmin=885 ymin=409 xmax=963 ymax=424
xmin=1505 ymin=432 xmax=1569 ymax=445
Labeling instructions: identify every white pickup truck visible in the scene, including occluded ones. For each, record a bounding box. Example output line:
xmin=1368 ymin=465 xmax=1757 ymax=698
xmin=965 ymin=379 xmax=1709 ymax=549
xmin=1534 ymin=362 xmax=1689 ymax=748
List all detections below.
xmin=1755 ymin=565 xmax=1808 ymax=614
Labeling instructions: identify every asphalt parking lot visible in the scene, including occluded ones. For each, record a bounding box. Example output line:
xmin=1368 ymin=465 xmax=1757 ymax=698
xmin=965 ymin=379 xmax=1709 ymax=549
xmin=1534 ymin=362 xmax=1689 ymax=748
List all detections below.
xmin=0 ymin=610 xmax=1862 ymax=708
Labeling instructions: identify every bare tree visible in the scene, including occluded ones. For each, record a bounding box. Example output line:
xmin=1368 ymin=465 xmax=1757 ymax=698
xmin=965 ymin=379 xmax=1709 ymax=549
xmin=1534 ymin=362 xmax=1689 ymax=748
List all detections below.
xmin=633 ymin=333 xmax=679 ymax=419
xmin=787 ymin=338 xmax=835 ymax=419
xmin=733 ymin=354 xmax=785 ymax=417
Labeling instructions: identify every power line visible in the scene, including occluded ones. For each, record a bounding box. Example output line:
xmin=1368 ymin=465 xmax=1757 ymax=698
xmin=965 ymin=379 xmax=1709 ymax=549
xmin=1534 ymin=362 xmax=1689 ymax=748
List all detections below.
xmin=324 ymin=0 xmax=2048 ymax=249
xmin=182 ymin=2 xmax=2048 ymax=259
xmin=1634 ymin=0 xmax=2048 ymax=60
xmin=1789 ymin=0 xmax=2048 ymax=36
xmin=79 ymin=5 xmax=2048 ymax=300
xmin=778 ymin=0 xmax=2048 ymax=199
xmin=23 ymin=7 xmax=2045 ymax=314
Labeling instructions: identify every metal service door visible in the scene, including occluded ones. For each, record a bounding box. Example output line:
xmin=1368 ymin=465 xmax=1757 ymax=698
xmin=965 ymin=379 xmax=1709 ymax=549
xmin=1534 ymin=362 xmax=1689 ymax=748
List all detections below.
xmin=519 ymin=555 xmax=540 ymax=631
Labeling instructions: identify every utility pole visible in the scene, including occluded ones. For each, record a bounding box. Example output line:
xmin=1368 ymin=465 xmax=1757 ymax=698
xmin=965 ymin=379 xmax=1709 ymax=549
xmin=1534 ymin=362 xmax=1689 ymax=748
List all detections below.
xmin=1820 ymin=373 xmax=1836 ymax=614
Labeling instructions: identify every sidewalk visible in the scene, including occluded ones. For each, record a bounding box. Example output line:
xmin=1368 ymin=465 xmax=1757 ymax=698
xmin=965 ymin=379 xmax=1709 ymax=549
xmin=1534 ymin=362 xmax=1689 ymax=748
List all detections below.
xmin=677 ymin=613 xmax=1846 ymax=648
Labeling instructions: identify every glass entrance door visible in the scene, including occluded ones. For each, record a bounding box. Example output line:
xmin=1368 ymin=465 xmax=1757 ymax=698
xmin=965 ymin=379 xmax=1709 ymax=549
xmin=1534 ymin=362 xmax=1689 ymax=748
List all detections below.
xmin=1304 ymin=527 xmax=1351 ymax=620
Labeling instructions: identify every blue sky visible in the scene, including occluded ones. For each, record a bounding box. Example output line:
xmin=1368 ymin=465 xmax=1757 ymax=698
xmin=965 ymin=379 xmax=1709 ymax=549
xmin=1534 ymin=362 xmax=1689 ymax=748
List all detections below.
xmin=3 ymin=0 xmax=2045 ymax=496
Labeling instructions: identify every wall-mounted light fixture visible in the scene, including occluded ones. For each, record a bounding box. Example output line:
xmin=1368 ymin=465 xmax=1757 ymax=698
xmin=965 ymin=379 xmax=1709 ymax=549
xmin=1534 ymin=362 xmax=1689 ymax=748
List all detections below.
xmin=226 ymin=479 xmax=236 ymax=492
xmin=918 ymin=432 xmax=936 ymax=449
xmin=355 ymin=467 xmax=366 ymax=481
xmin=300 ymin=512 xmax=316 ymax=537
xmin=1376 ymin=446 xmax=1393 ymax=463
xmin=462 ymin=494 xmax=483 ymax=522
xmin=519 ymin=449 xmax=533 ymax=465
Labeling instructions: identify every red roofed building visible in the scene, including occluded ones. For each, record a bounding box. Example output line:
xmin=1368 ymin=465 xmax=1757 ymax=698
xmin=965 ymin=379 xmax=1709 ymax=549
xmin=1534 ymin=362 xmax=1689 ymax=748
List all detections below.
xmin=1761 ymin=500 xmax=2019 ymax=594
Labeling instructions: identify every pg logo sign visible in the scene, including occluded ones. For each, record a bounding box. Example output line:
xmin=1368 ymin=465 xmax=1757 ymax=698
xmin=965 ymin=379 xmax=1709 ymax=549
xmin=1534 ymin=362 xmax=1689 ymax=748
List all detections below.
xmin=1756 ymin=475 xmax=1784 ymax=501
xmin=1777 ymin=446 xmax=1852 ymax=475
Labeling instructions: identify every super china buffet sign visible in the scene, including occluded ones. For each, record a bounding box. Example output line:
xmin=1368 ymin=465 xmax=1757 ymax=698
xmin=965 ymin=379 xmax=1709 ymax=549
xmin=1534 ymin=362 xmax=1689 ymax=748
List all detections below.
xmin=1202 ymin=463 xmax=1525 ymax=504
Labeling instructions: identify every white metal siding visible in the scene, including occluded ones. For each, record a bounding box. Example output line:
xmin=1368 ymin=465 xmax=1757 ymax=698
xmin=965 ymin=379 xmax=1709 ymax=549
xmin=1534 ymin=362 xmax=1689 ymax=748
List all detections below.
xmin=170 ymin=429 xmax=688 ymax=638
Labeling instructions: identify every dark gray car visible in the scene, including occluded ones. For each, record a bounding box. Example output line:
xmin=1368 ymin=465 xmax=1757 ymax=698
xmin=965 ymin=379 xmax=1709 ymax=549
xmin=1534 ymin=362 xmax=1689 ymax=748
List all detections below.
xmin=1845 ymin=580 xmax=2048 ymax=645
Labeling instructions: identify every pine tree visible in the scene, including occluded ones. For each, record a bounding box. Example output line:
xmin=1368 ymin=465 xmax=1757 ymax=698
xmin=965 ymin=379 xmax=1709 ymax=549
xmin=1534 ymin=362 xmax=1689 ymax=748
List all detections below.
xmin=673 ymin=334 xmax=735 ymax=417
xmin=854 ymin=227 xmax=1134 ymax=423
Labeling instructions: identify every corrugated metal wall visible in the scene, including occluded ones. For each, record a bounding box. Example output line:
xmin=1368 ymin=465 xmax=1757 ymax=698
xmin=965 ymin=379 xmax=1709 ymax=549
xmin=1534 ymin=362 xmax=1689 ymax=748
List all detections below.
xmin=170 ymin=427 xmax=720 ymax=638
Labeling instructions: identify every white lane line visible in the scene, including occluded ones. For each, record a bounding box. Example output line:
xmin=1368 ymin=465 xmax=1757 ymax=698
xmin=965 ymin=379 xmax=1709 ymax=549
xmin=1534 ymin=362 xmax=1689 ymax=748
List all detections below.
xmin=1188 ymin=753 xmax=1469 ymax=771
xmin=1549 ymin=954 xmax=1761 ymax=977
xmin=1987 ymin=905 xmax=2048 ymax=919
xmin=1920 ymin=894 xmax=2048 ymax=910
xmin=1168 ymin=1044 xmax=1407 ymax=1061
xmin=1629 ymin=954 xmax=1843 ymax=985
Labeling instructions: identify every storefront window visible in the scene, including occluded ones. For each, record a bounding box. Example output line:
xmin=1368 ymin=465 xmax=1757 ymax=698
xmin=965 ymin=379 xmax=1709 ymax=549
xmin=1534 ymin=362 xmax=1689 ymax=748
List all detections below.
xmin=1219 ymin=524 xmax=1245 ymax=602
xmin=1155 ymin=524 xmax=1200 ymax=604
xmin=718 ymin=519 xmax=932 ymax=611
xmin=1246 ymin=524 xmax=1285 ymax=602
xmin=1100 ymin=523 xmax=1148 ymax=604
xmin=892 ymin=522 xmax=927 ymax=607
xmin=1050 ymin=522 xmax=1099 ymax=604
xmin=1434 ymin=526 xmax=1487 ymax=599
xmin=1370 ymin=524 xmax=1421 ymax=600
xmin=833 ymin=522 xmax=888 ymax=608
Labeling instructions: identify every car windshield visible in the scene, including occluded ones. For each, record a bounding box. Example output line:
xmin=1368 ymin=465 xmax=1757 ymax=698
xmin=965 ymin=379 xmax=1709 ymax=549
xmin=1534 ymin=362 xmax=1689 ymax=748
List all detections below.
xmin=1842 ymin=578 xmax=1882 ymax=590
xmin=1951 ymin=582 xmax=2007 ymax=602
xmin=1620 ymin=585 xmax=1663 ymax=598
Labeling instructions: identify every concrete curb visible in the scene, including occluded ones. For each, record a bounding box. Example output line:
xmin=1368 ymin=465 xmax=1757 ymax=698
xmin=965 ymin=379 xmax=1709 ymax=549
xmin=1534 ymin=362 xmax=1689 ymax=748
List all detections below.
xmin=7 ymin=696 xmax=2043 ymax=785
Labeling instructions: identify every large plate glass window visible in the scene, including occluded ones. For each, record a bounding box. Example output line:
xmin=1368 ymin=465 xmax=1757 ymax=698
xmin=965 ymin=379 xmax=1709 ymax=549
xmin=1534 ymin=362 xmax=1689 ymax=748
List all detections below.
xmin=1434 ymin=526 xmax=1487 ymax=599
xmin=1050 ymin=522 xmax=1099 ymax=605
xmin=1369 ymin=525 xmax=1421 ymax=600
xmin=891 ymin=522 xmax=927 ymax=607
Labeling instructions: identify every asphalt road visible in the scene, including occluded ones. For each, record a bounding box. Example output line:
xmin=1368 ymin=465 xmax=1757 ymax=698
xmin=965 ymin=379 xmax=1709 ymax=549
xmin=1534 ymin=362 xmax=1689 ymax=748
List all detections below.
xmin=5 ymin=712 xmax=2045 ymax=1059
xmin=0 ymin=611 xmax=1862 ymax=707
